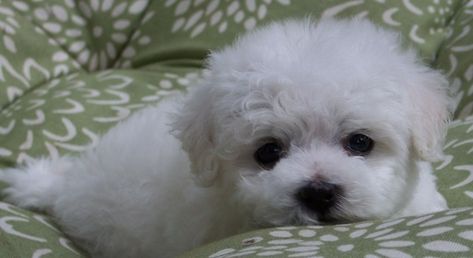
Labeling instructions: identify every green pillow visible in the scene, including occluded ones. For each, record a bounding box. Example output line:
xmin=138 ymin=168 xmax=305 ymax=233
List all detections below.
xmin=1 ymin=1 xmax=472 ymax=257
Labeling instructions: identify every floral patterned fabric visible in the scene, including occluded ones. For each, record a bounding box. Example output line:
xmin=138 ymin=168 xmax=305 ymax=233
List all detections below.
xmin=0 ymin=1 xmax=472 ymax=257
xmin=188 ymin=208 xmax=473 ymax=257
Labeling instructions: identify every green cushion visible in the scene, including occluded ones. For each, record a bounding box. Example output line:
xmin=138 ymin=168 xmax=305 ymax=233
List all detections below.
xmin=184 ymin=207 xmax=473 ymax=257
xmin=434 ymin=1 xmax=473 ymax=119
xmin=0 ymin=1 xmax=472 ymax=257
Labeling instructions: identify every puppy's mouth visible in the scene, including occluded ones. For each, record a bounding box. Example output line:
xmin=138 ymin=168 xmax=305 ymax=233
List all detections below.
xmin=315 ymin=212 xmax=340 ymax=224
xmin=294 ymin=207 xmax=362 ymax=226
xmin=299 ymin=206 xmax=343 ymax=224
xmin=317 ymin=211 xmax=360 ymax=225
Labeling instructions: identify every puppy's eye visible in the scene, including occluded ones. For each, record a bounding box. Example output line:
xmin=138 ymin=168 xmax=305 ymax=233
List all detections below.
xmin=344 ymin=133 xmax=374 ymax=156
xmin=254 ymin=141 xmax=285 ymax=169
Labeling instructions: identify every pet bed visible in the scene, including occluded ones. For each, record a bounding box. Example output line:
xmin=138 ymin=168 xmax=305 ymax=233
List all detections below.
xmin=0 ymin=1 xmax=472 ymax=257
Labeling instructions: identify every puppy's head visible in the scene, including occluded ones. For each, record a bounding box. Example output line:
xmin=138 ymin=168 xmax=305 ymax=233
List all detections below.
xmin=173 ymin=19 xmax=450 ymax=225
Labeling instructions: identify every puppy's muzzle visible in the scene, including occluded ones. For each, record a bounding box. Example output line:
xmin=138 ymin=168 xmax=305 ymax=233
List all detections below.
xmin=295 ymin=181 xmax=342 ymax=220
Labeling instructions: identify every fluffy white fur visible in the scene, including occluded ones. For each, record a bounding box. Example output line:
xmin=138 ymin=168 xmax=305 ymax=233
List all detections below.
xmin=0 ymin=18 xmax=449 ymax=258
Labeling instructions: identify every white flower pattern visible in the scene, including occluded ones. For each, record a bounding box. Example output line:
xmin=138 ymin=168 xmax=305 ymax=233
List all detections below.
xmin=0 ymin=68 xmax=196 ymax=164
xmin=10 ymin=0 xmax=155 ymax=71
xmin=165 ymin=0 xmax=291 ymax=37
xmin=0 ymin=0 xmax=472 ymax=257
xmin=206 ymin=208 xmax=473 ymax=257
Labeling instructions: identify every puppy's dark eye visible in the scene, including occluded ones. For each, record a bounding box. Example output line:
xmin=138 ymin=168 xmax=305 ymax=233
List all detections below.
xmin=344 ymin=133 xmax=374 ymax=156
xmin=254 ymin=141 xmax=285 ymax=169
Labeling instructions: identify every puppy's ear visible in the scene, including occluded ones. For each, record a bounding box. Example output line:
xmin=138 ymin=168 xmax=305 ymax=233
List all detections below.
xmin=172 ymin=82 xmax=220 ymax=186
xmin=408 ymin=68 xmax=451 ymax=162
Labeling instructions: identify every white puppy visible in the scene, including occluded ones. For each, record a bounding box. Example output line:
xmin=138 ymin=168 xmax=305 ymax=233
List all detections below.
xmin=1 ymin=19 xmax=449 ymax=258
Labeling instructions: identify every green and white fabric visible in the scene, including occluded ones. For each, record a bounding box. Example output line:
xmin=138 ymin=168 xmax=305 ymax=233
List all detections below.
xmin=0 ymin=1 xmax=472 ymax=257
xmin=188 ymin=207 xmax=473 ymax=257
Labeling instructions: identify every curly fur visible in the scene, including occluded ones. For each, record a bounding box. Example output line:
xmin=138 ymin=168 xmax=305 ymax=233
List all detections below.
xmin=0 ymin=18 xmax=449 ymax=257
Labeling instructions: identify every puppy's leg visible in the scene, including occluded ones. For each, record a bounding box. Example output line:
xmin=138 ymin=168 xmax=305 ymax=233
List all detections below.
xmin=397 ymin=161 xmax=447 ymax=217
xmin=0 ymin=157 xmax=72 ymax=210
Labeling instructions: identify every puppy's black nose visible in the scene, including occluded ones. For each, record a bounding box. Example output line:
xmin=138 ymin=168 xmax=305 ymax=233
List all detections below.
xmin=295 ymin=181 xmax=341 ymax=216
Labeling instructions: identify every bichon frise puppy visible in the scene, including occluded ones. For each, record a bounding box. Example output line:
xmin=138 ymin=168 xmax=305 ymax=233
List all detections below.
xmin=1 ymin=18 xmax=449 ymax=258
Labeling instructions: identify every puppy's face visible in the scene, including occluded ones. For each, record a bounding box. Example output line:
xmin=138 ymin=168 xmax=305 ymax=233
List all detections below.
xmin=213 ymin=77 xmax=415 ymax=226
xmin=174 ymin=19 xmax=449 ymax=226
